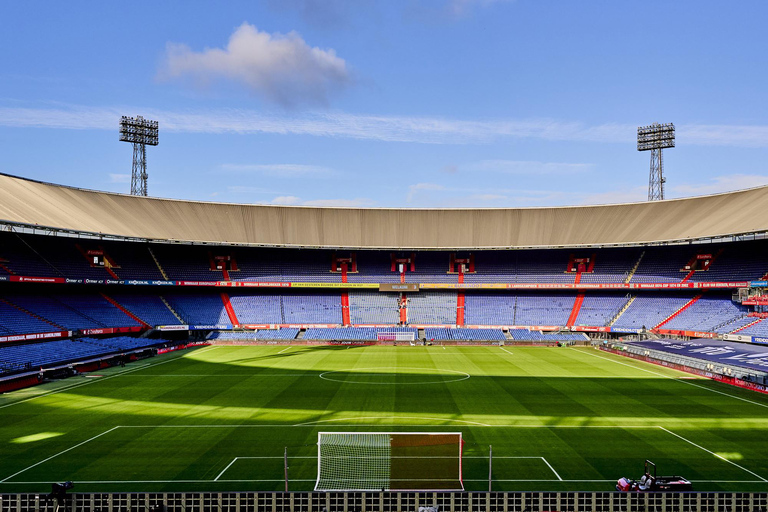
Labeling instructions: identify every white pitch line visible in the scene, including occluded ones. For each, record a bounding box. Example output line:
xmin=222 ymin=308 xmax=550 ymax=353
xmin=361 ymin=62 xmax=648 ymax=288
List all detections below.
xmin=4 ymin=478 xmax=765 ymax=484
xmin=115 ymin=423 xmax=655 ymax=428
xmin=500 ymin=347 xmax=514 ymax=356
xmin=294 ymin=415 xmax=490 ymax=427
xmin=214 ymin=457 xmax=239 ymax=481
xmin=658 ymin=426 xmax=768 ymax=482
xmin=277 ymin=346 xmax=292 ymax=354
xmin=579 ymin=348 xmax=768 ymax=410
xmin=540 ymin=457 xmax=562 ymax=481
xmin=0 ymin=346 xmax=219 ymax=410
xmin=0 ymin=426 xmax=121 ymax=483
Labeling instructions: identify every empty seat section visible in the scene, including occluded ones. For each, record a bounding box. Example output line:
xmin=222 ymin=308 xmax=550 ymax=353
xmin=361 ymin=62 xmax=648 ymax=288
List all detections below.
xmin=612 ymin=294 xmax=692 ymax=330
xmin=0 ymin=301 xmax=60 ymax=334
xmin=5 ymin=295 xmax=104 ymax=330
xmin=464 ymin=293 xmax=515 ymax=325
xmin=109 ymin=293 xmax=182 ymax=326
xmin=349 ymin=292 xmax=400 ymax=324
xmin=573 ymin=295 xmax=629 ymax=326
xmin=53 ymin=294 xmax=140 ymax=327
xmin=407 ymin=292 xmax=456 ymax=324
xmin=228 ymin=293 xmax=282 ymax=324
xmin=282 ymin=293 xmax=341 ymax=323
xmin=303 ymin=327 xmax=416 ymax=340
xmin=163 ymin=293 xmax=230 ymax=325
xmin=513 ymin=293 xmax=574 ymax=326
xmin=662 ymin=295 xmax=748 ymax=332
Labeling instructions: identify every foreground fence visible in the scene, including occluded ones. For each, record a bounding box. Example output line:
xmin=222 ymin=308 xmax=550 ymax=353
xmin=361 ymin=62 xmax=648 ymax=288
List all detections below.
xmin=2 ymin=492 xmax=768 ymax=512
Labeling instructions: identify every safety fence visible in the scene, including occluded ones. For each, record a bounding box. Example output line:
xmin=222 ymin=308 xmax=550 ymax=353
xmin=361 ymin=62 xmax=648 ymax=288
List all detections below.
xmin=2 ymin=491 xmax=768 ymax=512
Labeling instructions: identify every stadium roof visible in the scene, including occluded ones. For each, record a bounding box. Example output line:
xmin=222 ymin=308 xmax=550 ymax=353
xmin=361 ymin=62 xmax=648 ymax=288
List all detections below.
xmin=1 ymin=172 xmax=768 ymax=249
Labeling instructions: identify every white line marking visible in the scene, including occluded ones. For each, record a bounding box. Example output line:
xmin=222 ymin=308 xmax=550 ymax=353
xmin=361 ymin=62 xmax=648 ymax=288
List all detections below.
xmin=294 ymin=415 xmax=490 ymax=426
xmin=0 ymin=346 xmax=218 ymax=410
xmin=1 ymin=426 xmax=120 ymax=483
xmin=580 ymin=348 xmax=768 ymax=409
xmin=214 ymin=457 xmax=239 ymax=481
xmin=658 ymin=426 xmax=768 ymax=482
xmin=540 ymin=457 xmax=562 ymax=481
xmin=4 ymin=479 xmax=766 ymax=485
xmin=500 ymin=347 xmax=514 ymax=356
xmin=277 ymin=346 xmax=292 ymax=354
xmin=116 ymin=423 xmax=654 ymax=428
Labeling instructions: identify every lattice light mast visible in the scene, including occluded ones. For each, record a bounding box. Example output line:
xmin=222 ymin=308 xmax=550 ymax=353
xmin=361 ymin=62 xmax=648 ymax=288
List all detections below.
xmin=119 ymin=116 xmax=158 ymax=196
xmin=638 ymin=122 xmax=675 ymax=201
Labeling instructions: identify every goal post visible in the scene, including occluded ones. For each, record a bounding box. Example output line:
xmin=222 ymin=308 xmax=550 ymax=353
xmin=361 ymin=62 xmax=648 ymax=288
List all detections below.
xmin=315 ymin=432 xmax=464 ymax=491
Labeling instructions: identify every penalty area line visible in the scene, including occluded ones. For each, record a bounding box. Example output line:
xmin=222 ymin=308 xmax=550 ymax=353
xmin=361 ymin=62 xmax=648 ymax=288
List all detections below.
xmin=658 ymin=426 xmax=768 ymax=482
xmin=0 ymin=426 xmax=121 ymax=483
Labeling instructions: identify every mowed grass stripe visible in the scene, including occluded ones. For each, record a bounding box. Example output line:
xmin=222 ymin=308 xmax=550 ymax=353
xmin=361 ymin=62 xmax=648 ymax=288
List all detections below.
xmin=2 ymin=345 xmax=768 ymax=492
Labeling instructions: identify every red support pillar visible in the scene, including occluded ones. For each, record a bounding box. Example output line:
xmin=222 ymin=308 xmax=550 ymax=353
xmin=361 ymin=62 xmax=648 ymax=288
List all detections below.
xmin=400 ymin=293 xmax=408 ymax=324
xmin=341 ymin=291 xmax=351 ymax=326
xmin=457 ymin=292 xmax=465 ymax=326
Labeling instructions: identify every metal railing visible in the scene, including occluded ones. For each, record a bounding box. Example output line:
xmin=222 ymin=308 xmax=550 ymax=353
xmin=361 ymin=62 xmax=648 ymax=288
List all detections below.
xmin=3 ymin=491 xmax=768 ymax=512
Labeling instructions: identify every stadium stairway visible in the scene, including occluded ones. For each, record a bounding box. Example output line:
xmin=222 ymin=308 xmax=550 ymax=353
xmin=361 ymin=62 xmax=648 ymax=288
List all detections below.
xmin=159 ymin=296 xmax=185 ymax=324
xmin=100 ymin=293 xmax=151 ymax=328
xmin=608 ymin=295 xmax=636 ymax=327
xmin=653 ymin=294 xmax=704 ymax=330
xmin=566 ymin=292 xmax=585 ymax=327
xmin=220 ymin=293 xmax=240 ymax=326
xmin=624 ymin=251 xmax=645 ymax=283
xmin=733 ymin=317 xmax=764 ymax=333
xmin=148 ymin=247 xmax=170 ymax=280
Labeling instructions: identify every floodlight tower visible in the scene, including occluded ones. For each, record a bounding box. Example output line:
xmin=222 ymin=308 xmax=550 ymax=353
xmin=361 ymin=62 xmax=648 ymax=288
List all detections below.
xmin=637 ymin=122 xmax=675 ymax=201
xmin=119 ymin=115 xmax=158 ymax=196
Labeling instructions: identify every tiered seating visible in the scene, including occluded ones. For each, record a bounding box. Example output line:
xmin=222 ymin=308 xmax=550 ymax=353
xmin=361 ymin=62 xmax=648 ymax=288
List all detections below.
xmin=0 ymin=301 xmax=60 ymax=334
xmin=163 ymin=293 xmax=230 ymax=325
xmin=303 ymin=327 xmax=417 ymax=340
xmin=282 ymin=293 xmax=340 ymax=323
xmin=730 ymin=319 xmax=768 ymax=337
xmin=612 ymin=294 xmax=692 ymax=330
xmin=579 ymin=249 xmax=641 ymax=284
xmin=207 ymin=329 xmax=299 ymax=340
xmin=407 ymin=292 xmax=456 ymax=324
xmin=662 ymin=295 xmax=747 ymax=332
xmin=508 ymin=329 xmax=588 ymax=342
xmin=53 ymin=294 xmax=141 ymax=327
xmin=714 ymin=316 xmax=759 ymax=334
xmin=464 ymin=293 xmax=515 ymax=325
xmin=573 ymin=295 xmax=629 ymax=326
xmin=5 ymin=295 xmax=105 ymax=330
xmin=349 ymin=292 xmax=400 ymax=324
xmin=513 ymin=293 xmax=574 ymax=326
xmin=423 ymin=328 xmax=505 ymax=341
xmin=228 ymin=293 xmax=282 ymax=323
xmin=0 ymin=336 xmax=157 ymax=374
xmin=109 ymin=294 xmax=182 ymax=326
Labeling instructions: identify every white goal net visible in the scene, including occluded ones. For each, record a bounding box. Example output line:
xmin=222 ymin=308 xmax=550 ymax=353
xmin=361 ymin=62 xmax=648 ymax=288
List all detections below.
xmin=315 ymin=432 xmax=463 ymax=491
xmin=377 ymin=332 xmax=416 ymax=341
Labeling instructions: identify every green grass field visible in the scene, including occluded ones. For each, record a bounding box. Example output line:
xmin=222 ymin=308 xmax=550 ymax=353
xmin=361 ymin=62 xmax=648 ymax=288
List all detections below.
xmin=2 ymin=344 xmax=768 ymax=493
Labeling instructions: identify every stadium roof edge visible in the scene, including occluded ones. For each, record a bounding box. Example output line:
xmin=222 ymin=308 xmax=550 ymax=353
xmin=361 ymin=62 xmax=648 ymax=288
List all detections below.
xmin=2 ymin=172 xmax=768 ymax=250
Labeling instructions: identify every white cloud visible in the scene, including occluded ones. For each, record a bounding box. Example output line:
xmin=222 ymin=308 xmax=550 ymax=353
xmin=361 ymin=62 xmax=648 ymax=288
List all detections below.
xmin=5 ymin=103 xmax=768 ymax=148
xmin=271 ymin=195 xmax=303 ymax=205
xmin=220 ymin=163 xmax=334 ymax=177
xmin=579 ymin=186 xmax=648 ymax=206
xmin=159 ymin=23 xmax=351 ymax=107
xmin=407 ymin=182 xmax=446 ymax=202
xmin=109 ymin=173 xmax=130 ymax=183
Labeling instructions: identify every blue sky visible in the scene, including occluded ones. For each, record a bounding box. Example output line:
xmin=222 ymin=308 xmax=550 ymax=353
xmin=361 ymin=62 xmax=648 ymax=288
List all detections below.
xmin=1 ymin=0 xmax=767 ymax=207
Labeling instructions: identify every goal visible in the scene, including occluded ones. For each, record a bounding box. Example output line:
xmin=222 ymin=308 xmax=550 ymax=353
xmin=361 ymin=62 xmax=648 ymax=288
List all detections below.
xmin=315 ymin=432 xmax=464 ymax=491
xmin=377 ymin=332 xmax=415 ymax=342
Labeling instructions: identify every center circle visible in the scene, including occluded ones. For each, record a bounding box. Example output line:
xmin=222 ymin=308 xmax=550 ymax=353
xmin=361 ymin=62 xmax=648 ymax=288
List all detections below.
xmin=318 ymin=367 xmax=470 ymax=385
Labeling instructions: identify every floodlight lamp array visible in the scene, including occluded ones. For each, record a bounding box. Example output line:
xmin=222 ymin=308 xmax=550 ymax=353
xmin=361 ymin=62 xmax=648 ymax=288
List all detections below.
xmin=119 ymin=116 xmax=159 ymax=146
xmin=637 ymin=123 xmax=675 ymax=151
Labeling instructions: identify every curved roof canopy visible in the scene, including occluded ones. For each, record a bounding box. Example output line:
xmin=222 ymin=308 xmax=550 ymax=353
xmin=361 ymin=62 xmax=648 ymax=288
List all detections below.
xmin=1 ymin=173 xmax=767 ymax=249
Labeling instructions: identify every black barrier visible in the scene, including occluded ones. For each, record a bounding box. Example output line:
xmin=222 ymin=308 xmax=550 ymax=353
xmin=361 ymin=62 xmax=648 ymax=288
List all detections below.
xmin=2 ymin=491 xmax=768 ymax=512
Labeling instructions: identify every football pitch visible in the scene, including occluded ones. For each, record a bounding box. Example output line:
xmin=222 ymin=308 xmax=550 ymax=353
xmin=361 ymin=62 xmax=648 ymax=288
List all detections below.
xmin=2 ymin=344 xmax=768 ymax=493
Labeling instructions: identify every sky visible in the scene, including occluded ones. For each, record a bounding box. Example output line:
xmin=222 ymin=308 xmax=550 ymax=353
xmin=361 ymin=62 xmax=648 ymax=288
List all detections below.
xmin=1 ymin=0 xmax=767 ymax=208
